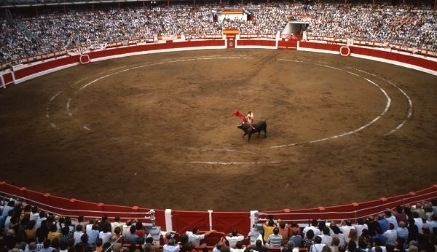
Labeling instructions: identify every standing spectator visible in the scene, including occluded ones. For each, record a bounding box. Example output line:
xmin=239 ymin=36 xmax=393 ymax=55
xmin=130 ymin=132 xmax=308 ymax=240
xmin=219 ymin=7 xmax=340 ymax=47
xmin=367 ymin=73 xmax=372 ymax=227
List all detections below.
xmin=383 ymin=224 xmax=397 ymax=252
xmin=394 ymin=206 xmax=408 ymax=225
xmin=396 ymin=221 xmax=409 ymax=241
xmin=384 ymin=211 xmax=398 ymax=230
xmin=86 ymin=223 xmax=100 ymax=246
xmin=39 ymin=238 xmax=54 ymax=252
xmin=99 ymin=224 xmax=113 ymax=245
xmin=346 ymin=229 xmax=359 ymax=247
xmin=225 ymin=229 xmax=245 ymax=248
xmin=289 ymin=222 xmax=301 ymax=237
xmin=319 ymin=227 xmax=333 ymax=246
xmin=406 ymin=218 xmax=418 ymax=243
xmin=212 ymin=236 xmax=226 ymax=252
xmin=1 ymin=200 xmax=15 ymax=222
xmin=3 ymin=210 xmax=13 ymax=232
xmin=124 ymin=225 xmax=139 ymax=245
xmin=411 ymin=204 xmax=426 ymax=221
xmin=262 ymin=219 xmax=277 ymax=243
xmin=98 ymin=215 xmax=112 ymax=233
xmin=354 ymin=218 xmax=369 ymax=237
xmin=60 ymin=225 xmax=73 ymax=244
xmin=73 ymin=224 xmax=85 ymax=245
xmin=248 ymin=224 xmax=262 ymax=245
xmin=282 ymin=241 xmax=299 ymax=252
xmin=122 ymin=220 xmax=133 ymax=236
xmin=24 ymin=220 xmax=37 ymax=243
xmin=267 ymin=227 xmax=283 ymax=247
xmin=47 ymin=224 xmax=61 ymax=242
xmin=330 ymin=237 xmax=341 ymax=252
xmin=163 ymin=238 xmax=180 ymax=252
xmin=3 ymin=229 xmax=18 ymax=250
xmin=36 ymin=220 xmax=50 ymax=243
xmin=249 ymin=239 xmax=267 ymax=252
xmin=340 ymin=220 xmax=355 ymax=239
xmin=425 ymin=214 xmax=437 ymax=233
xmin=370 ymin=238 xmax=387 ymax=252
xmin=231 ymin=241 xmax=245 ymax=252
xmin=94 ymin=238 xmax=103 ymax=252
xmin=303 ymin=229 xmax=316 ymax=249
xmin=360 ymin=229 xmax=372 ymax=249
xmin=289 ymin=228 xmax=303 ymax=248
xmin=186 ymin=227 xmax=216 ymax=247
xmin=367 ymin=216 xmax=381 ymax=237
xmin=331 ymin=225 xmax=347 ymax=247
xmin=346 ymin=240 xmax=357 ymax=252
xmin=411 ymin=212 xmax=424 ymax=235
xmin=36 ymin=211 xmax=47 ymax=229
xmin=29 ymin=206 xmax=39 ymax=222
xmin=278 ymin=221 xmax=291 ymax=246
xmin=304 ymin=220 xmax=321 ymax=238
xmin=377 ymin=214 xmax=389 ymax=234
xmin=309 ymin=236 xmax=326 ymax=252
xmin=112 ymin=226 xmax=124 ymax=243
xmin=111 ymin=216 xmax=124 ymax=236
xmin=134 ymin=221 xmax=146 ymax=240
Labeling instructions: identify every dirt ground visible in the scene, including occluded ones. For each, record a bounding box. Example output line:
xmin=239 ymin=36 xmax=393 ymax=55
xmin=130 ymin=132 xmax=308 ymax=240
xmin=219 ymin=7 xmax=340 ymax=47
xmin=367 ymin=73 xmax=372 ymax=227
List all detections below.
xmin=0 ymin=49 xmax=436 ymax=212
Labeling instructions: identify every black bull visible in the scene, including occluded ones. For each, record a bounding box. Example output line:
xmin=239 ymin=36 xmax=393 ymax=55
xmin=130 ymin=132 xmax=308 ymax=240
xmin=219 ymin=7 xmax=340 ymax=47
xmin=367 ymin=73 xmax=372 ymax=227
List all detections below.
xmin=237 ymin=121 xmax=267 ymax=142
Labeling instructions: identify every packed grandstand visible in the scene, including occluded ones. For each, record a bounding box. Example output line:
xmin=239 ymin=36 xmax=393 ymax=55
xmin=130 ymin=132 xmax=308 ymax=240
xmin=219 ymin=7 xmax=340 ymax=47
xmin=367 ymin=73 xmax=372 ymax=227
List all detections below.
xmin=0 ymin=1 xmax=436 ymax=66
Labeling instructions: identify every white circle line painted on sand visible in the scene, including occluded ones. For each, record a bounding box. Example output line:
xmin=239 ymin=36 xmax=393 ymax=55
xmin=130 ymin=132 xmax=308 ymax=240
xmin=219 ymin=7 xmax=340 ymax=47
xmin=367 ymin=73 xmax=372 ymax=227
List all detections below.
xmin=269 ymin=61 xmax=392 ymax=149
xmin=176 ymin=146 xmax=255 ymax=154
xmin=65 ymin=56 xmax=254 ymax=131
xmin=56 ymin=56 xmax=404 ymax=164
xmin=46 ymin=91 xmax=62 ymax=128
xmin=189 ymin=160 xmax=281 ymax=165
xmin=347 ymin=67 xmax=413 ymax=136
xmin=74 ymin=57 xmax=253 ymax=94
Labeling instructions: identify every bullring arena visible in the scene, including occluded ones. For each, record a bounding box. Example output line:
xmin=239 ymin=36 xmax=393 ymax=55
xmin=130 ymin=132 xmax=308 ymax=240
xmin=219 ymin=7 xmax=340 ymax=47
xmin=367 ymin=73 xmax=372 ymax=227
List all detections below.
xmin=1 ymin=2 xmax=437 ymax=239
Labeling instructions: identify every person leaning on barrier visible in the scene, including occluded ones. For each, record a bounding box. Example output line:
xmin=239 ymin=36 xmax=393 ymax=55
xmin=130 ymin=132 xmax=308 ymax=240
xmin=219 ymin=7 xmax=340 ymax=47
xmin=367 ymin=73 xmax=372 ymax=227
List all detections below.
xmin=225 ymin=229 xmax=245 ymax=248
xmin=186 ymin=227 xmax=217 ymax=247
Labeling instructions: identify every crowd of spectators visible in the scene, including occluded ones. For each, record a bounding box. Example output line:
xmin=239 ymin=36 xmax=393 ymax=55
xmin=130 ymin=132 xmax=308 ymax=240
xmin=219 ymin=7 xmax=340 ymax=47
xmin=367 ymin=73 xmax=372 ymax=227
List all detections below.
xmin=1 ymin=197 xmax=437 ymax=252
xmin=0 ymin=2 xmax=436 ymax=65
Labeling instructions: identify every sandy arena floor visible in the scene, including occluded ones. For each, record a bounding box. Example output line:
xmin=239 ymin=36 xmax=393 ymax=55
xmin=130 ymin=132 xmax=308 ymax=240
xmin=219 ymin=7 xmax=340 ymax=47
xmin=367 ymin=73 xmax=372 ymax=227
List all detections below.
xmin=0 ymin=49 xmax=436 ymax=212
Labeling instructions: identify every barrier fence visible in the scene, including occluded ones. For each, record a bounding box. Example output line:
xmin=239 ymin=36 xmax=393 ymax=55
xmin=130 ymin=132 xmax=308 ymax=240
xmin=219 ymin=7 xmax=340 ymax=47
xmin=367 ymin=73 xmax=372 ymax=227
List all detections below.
xmin=1 ymin=38 xmax=437 ymax=242
xmin=1 ymin=181 xmax=437 ymax=240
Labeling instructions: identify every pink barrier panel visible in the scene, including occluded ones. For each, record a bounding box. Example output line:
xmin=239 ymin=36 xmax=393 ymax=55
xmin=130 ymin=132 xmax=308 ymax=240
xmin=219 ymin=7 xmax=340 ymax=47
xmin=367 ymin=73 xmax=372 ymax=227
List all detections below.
xmin=48 ymin=194 xmax=77 ymax=215
xmin=171 ymin=210 xmax=210 ymax=234
xmin=210 ymin=211 xmax=250 ymax=233
xmin=69 ymin=198 xmax=105 ymax=217
xmin=3 ymin=72 xmax=13 ymax=86
xmin=238 ymin=39 xmax=276 ymax=47
xmin=278 ymin=39 xmax=298 ymax=48
xmin=350 ymin=47 xmax=437 ymax=72
xmin=0 ymin=182 xmax=22 ymax=196
xmin=89 ymin=40 xmax=225 ymax=60
xmin=22 ymin=189 xmax=56 ymax=212
xmin=300 ymin=41 xmax=342 ymax=52
xmin=14 ymin=56 xmax=79 ymax=81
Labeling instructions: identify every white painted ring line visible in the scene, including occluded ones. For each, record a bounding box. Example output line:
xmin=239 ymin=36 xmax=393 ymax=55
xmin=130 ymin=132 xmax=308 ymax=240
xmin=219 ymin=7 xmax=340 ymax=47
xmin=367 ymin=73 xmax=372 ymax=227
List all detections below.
xmin=45 ymin=56 xmax=412 ymax=165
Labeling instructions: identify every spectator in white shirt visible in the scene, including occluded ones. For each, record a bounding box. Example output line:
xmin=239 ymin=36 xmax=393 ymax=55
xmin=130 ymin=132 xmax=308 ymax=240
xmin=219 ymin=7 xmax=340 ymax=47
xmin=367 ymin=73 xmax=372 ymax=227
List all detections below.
xmin=186 ymin=227 xmax=216 ymax=247
xmin=225 ymin=229 xmax=245 ymax=248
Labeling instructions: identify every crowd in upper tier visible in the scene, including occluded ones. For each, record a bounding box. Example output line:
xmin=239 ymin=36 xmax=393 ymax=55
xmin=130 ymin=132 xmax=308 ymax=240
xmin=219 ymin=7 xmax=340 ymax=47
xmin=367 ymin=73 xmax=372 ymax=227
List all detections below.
xmin=1 ymin=196 xmax=437 ymax=252
xmin=0 ymin=2 xmax=436 ymax=65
